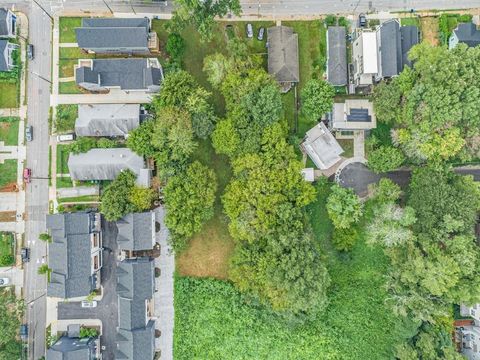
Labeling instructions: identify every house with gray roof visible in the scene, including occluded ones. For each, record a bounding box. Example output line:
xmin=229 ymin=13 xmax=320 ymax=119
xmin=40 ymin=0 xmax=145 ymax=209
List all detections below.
xmin=301 ymin=122 xmax=344 ymax=170
xmin=117 ymin=212 xmax=156 ymax=252
xmin=327 ymin=26 xmax=347 ymax=86
xmin=375 ymin=19 xmax=419 ymax=80
xmin=116 ymin=258 xmax=156 ymax=360
xmin=449 ymin=22 xmax=480 ymax=49
xmin=75 ymin=17 xmax=158 ymax=54
xmin=331 ymin=99 xmax=376 ymax=131
xmin=75 ymin=58 xmax=163 ymax=92
xmin=267 ymin=26 xmax=299 ymax=92
xmin=46 ymin=212 xmax=102 ymax=299
xmin=75 ymin=104 xmax=141 ymax=138
xmin=68 ymin=148 xmax=151 ymax=187
xmin=46 ymin=335 xmax=97 ymax=360
xmin=0 ymin=9 xmax=16 ymax=38
xmin=0 ymin=40 xmax=18 ymax=72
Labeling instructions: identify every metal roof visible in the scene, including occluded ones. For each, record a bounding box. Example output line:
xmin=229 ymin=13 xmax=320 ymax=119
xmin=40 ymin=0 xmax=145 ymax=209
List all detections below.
xmin=327 ymin=26 xmax=348 ymax=86
xmin=379 ymin=19 xmax=402 ymax=78
xmin=267 ymin=26 xmax=300 ymax=83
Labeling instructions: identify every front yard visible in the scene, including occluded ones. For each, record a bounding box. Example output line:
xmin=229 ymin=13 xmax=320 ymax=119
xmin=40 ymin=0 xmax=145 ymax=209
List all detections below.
xmin=0 ymin=159 xmax=17 ymax=188
xmin=0 ymin=117 xmax=19 ymax=145
xmin=0 ymin=82 xmax=18 ymax=108
xmin=0 ymin=232 xmax=14 ymax=266
xmin=56 ymin=144 xmax=70 ymax=175
xmin=59 ymin=17 xmax=82 ymax=43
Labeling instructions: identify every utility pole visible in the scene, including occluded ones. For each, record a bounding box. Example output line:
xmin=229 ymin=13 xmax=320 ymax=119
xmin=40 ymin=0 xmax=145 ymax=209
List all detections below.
xmin=31 ymin=0 xmax=53 ymax=21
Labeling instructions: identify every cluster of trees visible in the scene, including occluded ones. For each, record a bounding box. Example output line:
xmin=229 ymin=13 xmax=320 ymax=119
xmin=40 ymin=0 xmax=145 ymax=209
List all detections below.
xmin=127 ymin=70 xmax=218 ymax=249
xmin=68 ymin=137 xmax=117 ymax=154
xmin=0 ymin=289 xmax=23 ymax=359
xmin=373 ymin=43 xmax=480 ymax=164
xmin=366 ymin=169 xmax=480 ymax=359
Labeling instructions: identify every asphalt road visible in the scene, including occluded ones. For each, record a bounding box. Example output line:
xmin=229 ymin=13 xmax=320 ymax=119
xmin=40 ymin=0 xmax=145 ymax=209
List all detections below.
xmin=23 ymin=1 xmax=53 ymax=359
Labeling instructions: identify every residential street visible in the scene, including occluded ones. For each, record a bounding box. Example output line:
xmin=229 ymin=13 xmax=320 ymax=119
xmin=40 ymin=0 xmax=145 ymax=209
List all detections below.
xmin=23 ymin=2 xmax=52 ymax=359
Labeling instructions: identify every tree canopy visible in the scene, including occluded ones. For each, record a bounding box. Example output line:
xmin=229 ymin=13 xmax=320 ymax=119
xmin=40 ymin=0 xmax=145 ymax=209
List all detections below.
xmin=0 ymin=290 xmax=23 ymax=359
xmin=300 ymin=79 xmax=335 ymax=122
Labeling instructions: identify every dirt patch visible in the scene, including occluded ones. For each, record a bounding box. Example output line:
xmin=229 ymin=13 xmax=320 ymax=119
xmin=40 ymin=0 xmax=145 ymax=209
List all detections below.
xmin=0 ymin=183 xmax=18 ymax=192
xmin=420 ymin=17 xmax=440 ymax=46
xmin=176 ymin=216 xmax=235 ymax=280
xmin=0 ymin=211 xmax=16 ymax=222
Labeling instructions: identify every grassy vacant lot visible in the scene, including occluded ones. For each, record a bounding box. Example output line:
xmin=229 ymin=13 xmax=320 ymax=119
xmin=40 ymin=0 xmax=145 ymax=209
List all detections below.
xmin=0 ymin=232 xmax=14 ymax=266
xmin=56 ymin=104 xmax=77 ymax=132
xmin=0 ymin=160 xmax=17 ymax=187
xmin=59 ymin=81 xmax=84 ymax=94
xmin=0 ymin=82 xmax=18 ymax=108
xmin=420 ymin=17 xmax=440 ymax=46
xmin=0 ymin=117 xmax=19 ymax=145
xmin=56 ymin=144 xmax=70 ymax=174
xmin=174 ymin=181 xmax=416 ymax=360
xmin=59 ymin=17 xmax=81 ymax=43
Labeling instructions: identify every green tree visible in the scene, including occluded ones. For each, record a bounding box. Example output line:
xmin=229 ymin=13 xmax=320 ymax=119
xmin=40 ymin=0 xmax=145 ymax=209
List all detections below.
xmin=68 ymin=137 xmax=97 ymax=154
xmin=332 ymin=227 xmax=358 ymax=251
xmin=96 ymin=138 xmax=116 ymax=149
xmin=369 ymin=178 xmax=402 ymax=203
xmin=100 ymin=170 xmax=137 ymax=221
xmin=164 ymin=161 xmax=217 ymax=250
xmin=185 ymin=87 xmax=217 ymax=139
xmin=154 ymin=70 xmax=197 ymax=109
xmin=38 ymin=233 xmax=52 ymax=243
xmin=129 ymin=186 xmax=157 ymax=211
xmin=367 ymin=145 xmax=405 ymax=173
xmin=211 ymin=118 xmax=240 ymax=157
xmin=126 ymin=120 xmax=156 ymax=157
xmin=300 ymin=79 xmax=335 ymax=121
xmin=166 ymin=33 xmax=185 ymax=61
xmin=79 ymin=327 xmax=98 ymax=339
xmin=37 ymin=264 xmax=50 ymax=275
xmin=171 ymin=0 xmax=241 ymax=42
xmin=0 ymin=289 xmax=23 ymax=359
xmin=326 ymin=184 xmax=363 ymax=229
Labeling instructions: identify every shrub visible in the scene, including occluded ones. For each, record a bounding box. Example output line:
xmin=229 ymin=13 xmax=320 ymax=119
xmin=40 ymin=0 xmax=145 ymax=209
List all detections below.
xmin=324 ymin=15 xmax=336 ymax=26
xmin=96 ymin=138 xmax=116 ymax=148
xmin=332 ymin=227 xmax=358 ymax=251
xmin=166 ymin=33 xmax=186 ymax=61
xmin=0 ymin=254 xmax=14 ymax=266
xmin=367 ymin=145 xmax=405 ymax=173
xmin=79 ymin=327 xmax=98 ymax=338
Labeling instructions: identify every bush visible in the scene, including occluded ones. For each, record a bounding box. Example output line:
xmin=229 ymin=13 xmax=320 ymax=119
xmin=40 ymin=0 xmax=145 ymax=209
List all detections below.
xmin=166 ymin=33 xmax=186 ymax=61
xmin=96 ymin=138 xmax=116 ymax=149
xmin=0 ymin=254 xmax=14 ymax=266
xmin=332 ymin=227 xmax=358 ymax=251
xmin=79 ymin=327 xmax=98 ymax=338
xmin=324 ymin=15 xmax=336 ymax=26
xmin=338 ymin=16 xmax=348 ymax=27
xmin=68 ymin=137 xmax=97 ymax=154
xmin=367 ymin=146 xmax=405 ymax=173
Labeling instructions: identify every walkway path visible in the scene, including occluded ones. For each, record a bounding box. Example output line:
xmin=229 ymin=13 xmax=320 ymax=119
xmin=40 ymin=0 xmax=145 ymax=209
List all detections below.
xmin=154 ymin=206 xmax=174 ymax=360
xmin=53 ymin=91 xmax=153 ymax=105
xmin=59 ymin=42 xmax=78 ymax=47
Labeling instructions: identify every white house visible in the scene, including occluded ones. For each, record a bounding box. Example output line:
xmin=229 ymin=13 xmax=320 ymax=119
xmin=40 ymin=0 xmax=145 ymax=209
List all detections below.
xmin=352 ymin=30 xmax=378 ymax=86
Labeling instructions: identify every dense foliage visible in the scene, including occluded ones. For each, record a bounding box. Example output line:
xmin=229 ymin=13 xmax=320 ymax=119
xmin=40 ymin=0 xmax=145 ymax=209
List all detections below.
xmin=367 ymin=145 xmax=405 ymax=173
xmin=0 ymin=289 xmax=23 ymax=359
xmin=373 ymin=44 xmax=480 ymax=163
xmin=300 ymin=79 xmax=335 ymax=121
xmin=164 ymin=161 xmax=217 ymax=250
xmin=126 ymin=120 xmax=156 ymax=158
xmin=326 ymin=184 xmax=363 ymax=230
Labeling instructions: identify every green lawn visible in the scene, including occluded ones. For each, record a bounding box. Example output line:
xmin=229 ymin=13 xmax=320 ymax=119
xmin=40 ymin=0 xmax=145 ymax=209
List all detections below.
xmin=56 ymin=145 xmax=70 ymax=174
xmin=400 ymin=17 xmax=420 ymax=26
xmin=0 ymin=117 xmax=19 ymax=145
xmin=56 ymin=176 xmax=74 ymax=188
xmin=338 ymin=138 xmax=354 ymax=158
xmin=0 ymin=160 xmax=17 ymax=187
xmin=59 ymin=81 xmax=84 ymax=94
xmin=0 ymin=232 xmax=14 ymax=266
xmin=59 ymin=17 xmax=81 ymax=43
xmin=58 ymin=195 xmax=99 ymax=203
xmin=56 ymin=104 xmax=77 ymax=132
xmin=174 ymin=180 xmax=416 ymax=359
xmin=0 ymin=82 xmax=18 ymax=108
xmin=59 ymin=59 xmax=77 ymax=78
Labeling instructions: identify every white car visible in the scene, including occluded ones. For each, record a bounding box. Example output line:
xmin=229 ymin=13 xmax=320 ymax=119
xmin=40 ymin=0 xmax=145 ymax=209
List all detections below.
xmin=0 ymin=278 xmax=10 ymax=287
xmin=81 ymin=300 xmax=97 ymax=308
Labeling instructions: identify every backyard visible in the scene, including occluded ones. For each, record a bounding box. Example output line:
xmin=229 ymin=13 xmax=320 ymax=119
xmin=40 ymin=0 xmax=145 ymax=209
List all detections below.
xmin=0 ymin=117 xmax=19 ymax=145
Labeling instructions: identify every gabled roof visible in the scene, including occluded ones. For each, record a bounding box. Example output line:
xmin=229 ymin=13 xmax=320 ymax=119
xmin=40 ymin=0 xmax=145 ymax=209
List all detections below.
xmin=302 ymin=122 xmax=343 ymax=170
xmin=267 ymin=26 xmax=300 ymax=83
xmin=68 ymin=148 xmax=146 ymax=182
xmin=47 ymin=335 xmax=95 ymax=360
xmin=0 ymin=40 xmax=8 ymax=71
xmin=75 ymin=104 xmax=140 ymax=137
xmin=453 ymin=22 xmax=480 ymax=47
xmin=115 ymin=320 xmax=155 ymax=360
xmin=46 ymin=213 xmax=96 ymax=299
xmin=75 ymin=66 xmax=99 ymax=85
xmin=400 ymin=26 xmax=419 ymax=68
xmin=378 ymin=19 xmax=402 ymax=78
xmin=117 ymin=212 xmax=155 ymax=251
xmin=327 ymin=26 xmax=347 ymax=86
xmin=0 ymin=9 xmax=9 ymax=37
xmin=76 ymin=18 xmax=149 ymax=51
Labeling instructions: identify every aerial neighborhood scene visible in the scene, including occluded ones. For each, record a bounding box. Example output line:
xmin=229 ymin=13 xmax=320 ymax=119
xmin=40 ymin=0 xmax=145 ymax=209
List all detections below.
xmin=2 ymin=0 xmax=480 ymax=359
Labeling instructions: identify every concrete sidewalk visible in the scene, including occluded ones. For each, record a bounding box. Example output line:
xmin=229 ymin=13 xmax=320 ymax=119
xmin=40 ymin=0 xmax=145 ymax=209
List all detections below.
xmin=53 ymin=91 xmax=153 ymax=105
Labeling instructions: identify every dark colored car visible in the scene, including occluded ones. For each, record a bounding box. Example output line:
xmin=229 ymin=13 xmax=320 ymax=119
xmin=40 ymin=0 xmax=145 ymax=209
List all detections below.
xmin=21 ymin=248 xmax=30 ymax=263
xmin=359 ymin=13 xmax=367 ymax=27
xmin=257 ymin=27 xmax=265 ymax=41
xmin=27 ymin=44 xmax=34 ymax=60
xmin=19 ymin=324 xmax=28 ymax=341
xmin=26 ymin=125 xmax=32 ymax=142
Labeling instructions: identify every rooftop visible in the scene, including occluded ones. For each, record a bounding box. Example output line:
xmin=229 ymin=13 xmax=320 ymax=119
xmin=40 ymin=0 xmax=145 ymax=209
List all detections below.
xmin=332 ymin=99 xmax=376 ymax=130
xmin=267 ymin=26 xmax=300 ymax=83
xmin=452 ymin=22 xmax=480 ymax=47
xmin=46 ymin=335 xmax=96 ymax=360
xmin=302 ymin=122 xmax=344 ymax=170
xmin=117 ymin=212 xmax=156 ymax=252
xmin=327 ymin=26 xmax=348 ymax=86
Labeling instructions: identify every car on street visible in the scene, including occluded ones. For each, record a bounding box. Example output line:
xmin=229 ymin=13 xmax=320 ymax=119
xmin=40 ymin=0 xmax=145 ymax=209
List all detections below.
xmin=0 ymin=278 xmax=10 ymax=286
xmin=25 ymin=125 xmax=33 ymax=142
xmin=21 ymin=248 xmax=30 ymax=263
xmin=19 ymin=325 xmax=28 ymax=341
xmin=246 ymin=23 xmax=253 ymax=38
xmin=27 ymin=44 xmax=34 ymax=60
xmin=81 ymin=300 xmax=97 ymax=308
xmin=23 ymin=168 xmax=31 ymax=183
xmin=257 ymin=27 xmax=265 ymax=41
xmin=359 ymin=13 xmax=367 ymax=27
xmin=56 ymin=133 xmax=75 ymax=142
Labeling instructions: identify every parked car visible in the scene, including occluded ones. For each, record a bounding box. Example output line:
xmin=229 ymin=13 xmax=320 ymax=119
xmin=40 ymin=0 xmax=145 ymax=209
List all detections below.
xmin=81 ymin=300 xmax=97 ymax=308
xmin=25 ymin=125 xmax=33 ymax=142
xmin=56 ymin=133 xmax=75 ymax=142
xmin=19 ymin=325 xmax=28 ymax=341
xmin=359 ymin=13 xmax=367 ymax=27
xmin=0 ymin=278 xmax=10 ymax=286
xmin=246 ymin=23 xmax=253 ymax=38
xmin=257 ymin=27 xmax=265 ymax=41
xmin=23 ymin=168 xmax=31 ymax=183
xmin=27 ymin=44 xmax=34 ymax=60
xmin=21 ymin=248 xmax=30 ymax=263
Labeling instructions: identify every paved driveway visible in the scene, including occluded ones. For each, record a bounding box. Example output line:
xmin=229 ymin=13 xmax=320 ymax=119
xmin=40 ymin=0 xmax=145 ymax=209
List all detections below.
xmin=57 ymin=219 xmax=118 ymax=360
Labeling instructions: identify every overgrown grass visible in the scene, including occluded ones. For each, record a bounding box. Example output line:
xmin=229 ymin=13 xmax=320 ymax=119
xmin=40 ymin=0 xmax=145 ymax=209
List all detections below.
xmin=337 ymin=139 xmax=354 ymax=158
xmin=0 ymin=232 xmax=14 ymax=266
xmin=59 ymin=59 xmax=77 ymax=78
xmin=56 ymin=176 xmax=74 ymax=188
xmin=0 ymin=117 xmax=19 ymax=145
xmin=0 ymin=82 xmax=18 ymax=108
xmin=55 ymin=104 xmax=77 ymax=132
xmin=59 ymin=17 xmax=82 ymax=43
xmin=438 ymin=13 xmax=472 ymax=44
xmin=0 ymin=160 xmax=17 ymax=187
xmin=56 ymin=145 xmax=70 ymax=174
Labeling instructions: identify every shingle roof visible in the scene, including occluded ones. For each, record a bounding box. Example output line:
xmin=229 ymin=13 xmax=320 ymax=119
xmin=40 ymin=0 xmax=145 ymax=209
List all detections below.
xmin=75 ymin=104 xmax=140 ymax=137
xmin=379 ymin=20 xmax=402 ymax=78
xmin=400 ymin=26 xmax=419 ymax=68
xmin=68 ymin=148 xmax=146 ymax=181
xmin=115 ymin=320 xmax=155 ymax=360
xmin=46 ymin=213 xmax=96 ymax=299
xmin=327 ymin=26 xmax=347 ymax=86
xmin=267 ymin=26 xmax=300 ymax=83
xmin=0 ymin=40 xmax=8 ymax=71
xmin=82 ymin=17 xmax=149 ymax=29
xmin=75 ymin=59 xmax=162 ymax=90
xmin=453 ymin=22 xmax=480 ymax=47
xmin=302 ymin=122 xmax=344 ymax=170
xmin=117 ymin=212 xmax=155 ymax=251
xmin=0 ymin=9 xmax=8 ymax=37
xmin=46 ymin=335 xmax=95 ymax=360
